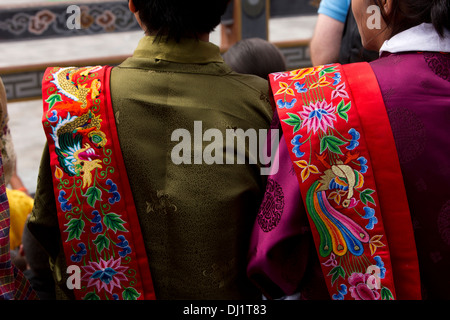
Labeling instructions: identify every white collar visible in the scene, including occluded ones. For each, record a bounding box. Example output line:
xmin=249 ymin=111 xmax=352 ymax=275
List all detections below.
xmin=379 ymin=23 xmax=450 ymax=55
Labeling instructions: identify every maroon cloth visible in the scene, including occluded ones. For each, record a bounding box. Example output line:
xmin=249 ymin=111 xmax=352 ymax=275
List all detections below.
xmin=247 ymin=52 xmax=450 ymax=300
xmin=372 ymin=52 xmax=450 ymax=299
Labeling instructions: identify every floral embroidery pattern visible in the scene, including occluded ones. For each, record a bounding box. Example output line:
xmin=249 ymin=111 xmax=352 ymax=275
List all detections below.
xmin=42 ymin=66 xmax=148 ymax=300
xmin=271 ymin=64 xmax=396 ymax=300
xmin=81 ymin=258 xmax=128 ymax=295
xmin=299 ymin=100 xmax=337 ymax=134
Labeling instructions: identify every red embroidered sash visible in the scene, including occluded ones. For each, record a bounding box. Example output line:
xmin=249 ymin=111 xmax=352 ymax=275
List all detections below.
xmin=42 ymin=66 xmax=156 ymax=300
xmin=269 ymin=63 xmax=421 ymax=300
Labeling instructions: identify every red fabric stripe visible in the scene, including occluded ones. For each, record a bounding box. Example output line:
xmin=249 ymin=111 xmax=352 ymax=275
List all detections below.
xmin=102 ymin=67 xmax=156 ymax=300
xmin=343 ymin=63 xmax=421 ymax=300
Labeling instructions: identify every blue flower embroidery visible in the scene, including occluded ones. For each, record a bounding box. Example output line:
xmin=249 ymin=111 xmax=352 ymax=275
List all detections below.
xmin=70 ymin=243 xmax=87 ymax=263
xmin=116 ymin=235 xmax=132 ymax=257
xmin=58 ymin=190 xmax=72 ymax=212
xmin=294 ymin=82 xmax=308 ymax=93
xmin=308 ymin=108 xmax=331 ymax=121
xmin=277 ymin=98 xmax=297 ymax=109
xmin=346 ymin=128 xmax=360 ymax=150
xmin=357 ymin=156 xmax=368 ymax=174
xmin=92 ymin=268 xmax=118 ymax=285
xmin=106 ymin=179 xmax=121 ymax=205
xmin=291 ymin=135 xmax=305 ymax=158
xmin=332 ymin=72 xmax=341 ymax=85
xmin=374 ymin=256 xmax=386 ymax=279
xmin=90 ymin=210 xmax=103 ymax=233
xmin=47 ymin=110 xmax=58 ymax=122
xmin=362 ymin=206 xmax=378 ymax=230
xmin=332 ymin=284 xmax=347 ymax=300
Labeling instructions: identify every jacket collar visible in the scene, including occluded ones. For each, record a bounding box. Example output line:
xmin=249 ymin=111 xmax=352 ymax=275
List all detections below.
xmin=380 ymin=23 xmax=450 ymax=56
xmin=132 ymin=36 xmax=224 ymax=64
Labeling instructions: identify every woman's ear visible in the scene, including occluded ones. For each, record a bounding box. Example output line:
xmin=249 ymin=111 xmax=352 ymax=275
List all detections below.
xmin=382 ymin=0 xmax=393 ymax=17
xmin=128 ymin=0 xmax=138 ymax=13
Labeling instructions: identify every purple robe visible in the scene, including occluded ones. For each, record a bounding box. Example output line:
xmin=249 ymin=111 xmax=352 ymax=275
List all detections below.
xmin=247 ymin=52 xmax=450 ymax=300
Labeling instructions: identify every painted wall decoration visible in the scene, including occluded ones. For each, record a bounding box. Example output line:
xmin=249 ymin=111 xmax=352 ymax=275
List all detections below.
xmin=0 ymin=2 xmax=140 ymax=42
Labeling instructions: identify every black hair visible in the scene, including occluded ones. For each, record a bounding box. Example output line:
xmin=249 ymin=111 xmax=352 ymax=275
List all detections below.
xmin=374 ymin=0 xmax=450 ymax=37
xmin=132 ymin=0 xmax=230 ymax=41
xmin=223 ymin=38 xmax=287 ymax=79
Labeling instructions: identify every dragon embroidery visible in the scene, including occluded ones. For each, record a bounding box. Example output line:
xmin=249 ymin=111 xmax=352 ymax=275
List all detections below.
xmin=48 ymin=66 xmax=107 ymax=189
xmin=51 ymin=67 xmax=102 ymax=109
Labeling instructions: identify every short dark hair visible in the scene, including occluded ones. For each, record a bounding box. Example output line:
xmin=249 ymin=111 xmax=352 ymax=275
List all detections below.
xmin=223 ymin=38 xmax=287 ymax=79
xmin=132 ymin=0 xmax=230 ymax=41
xmin=374 ymin=0 xmax=450 ymax=37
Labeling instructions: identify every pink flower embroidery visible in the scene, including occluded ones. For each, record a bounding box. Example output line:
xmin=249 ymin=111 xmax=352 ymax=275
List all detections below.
xmin=272 ymin=72 xmax=289 ymax=81
xmin=331 ymin=83 xmax=350 ymax=100
xmin=81 ymin=257 xmax=128 ymax=294
xmin=348 ymin=272 xmax=380 ymax=300
xmin=299 ymin=100 xmax=337 ymax=133
xmin=322 ymin=253 xmax=338 ymax=267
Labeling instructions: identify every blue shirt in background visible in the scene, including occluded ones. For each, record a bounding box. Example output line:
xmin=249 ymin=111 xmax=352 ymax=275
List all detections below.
xmin=317 ymin=0 xmax=350 ymax=23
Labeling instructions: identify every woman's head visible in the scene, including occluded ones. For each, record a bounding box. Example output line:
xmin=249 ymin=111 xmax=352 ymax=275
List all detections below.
xmin=352 ymin=0 xmax=450 ymax=51
xmin=223 ymin=38 xmax=287 ymax=79
xmin=130 ymin=0 xmax=230 ymax=41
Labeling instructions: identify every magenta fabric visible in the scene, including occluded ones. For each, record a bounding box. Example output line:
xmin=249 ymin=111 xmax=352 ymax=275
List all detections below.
xmin=372 ymin=52 xmax=450 ymax=299
xmin=247 ymin=52 xmax=450 ymax=300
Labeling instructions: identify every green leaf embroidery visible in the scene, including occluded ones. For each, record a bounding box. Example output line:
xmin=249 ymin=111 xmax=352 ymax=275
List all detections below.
xmin=103 ymin=213 xmax=127 ymax=233
xmin=93 ymin=234 xmax=110 ymax=253
xmin=84 ymin=186 xmax=102 ymax=208
xmin=122 ymin=287 xmax=141 ymax=300
xmin=45 ymin=93 xmax=62 ymax=109
xmin=64 ymin=218 xmax=85 ymax=241
xmin=83 ymin=292 xmax=101 ymax=300
xmin=337 ymin=100 xmax=352 ymax=121
xmin=282 ymin=113 xmax=303 ymax=133
xmin=360 ymin=189 xmax=376 ymax=206
xmin=320 ymin=135 xmax=346 ymax=155
xmin=319 ymin=66 xmax=337 ymax=77
xmin=381 ymin=287 xmax=394 ymax=300
xmin=328 ymin=266 xmax=345 ymax=286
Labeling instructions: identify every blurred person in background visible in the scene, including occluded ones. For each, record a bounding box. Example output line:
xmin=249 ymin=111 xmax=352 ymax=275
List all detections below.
xmin=223 ymin=37 xmax=287 ymax=80
xmin=310 ymin=0 xmax=378 ymax=65
xmin=0 ymin=78 xmax=36 ymax=300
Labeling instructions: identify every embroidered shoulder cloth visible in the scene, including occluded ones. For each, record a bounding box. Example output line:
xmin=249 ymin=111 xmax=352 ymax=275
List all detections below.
xmin=42 ymin=66 xmax=155 ymax=300
xmin=269 ymin=62 xmax=422 ymax=300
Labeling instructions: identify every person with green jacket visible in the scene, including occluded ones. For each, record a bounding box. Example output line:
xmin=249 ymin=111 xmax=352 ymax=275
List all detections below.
xmin=28 ymin=0 xmax=273 ymax=300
